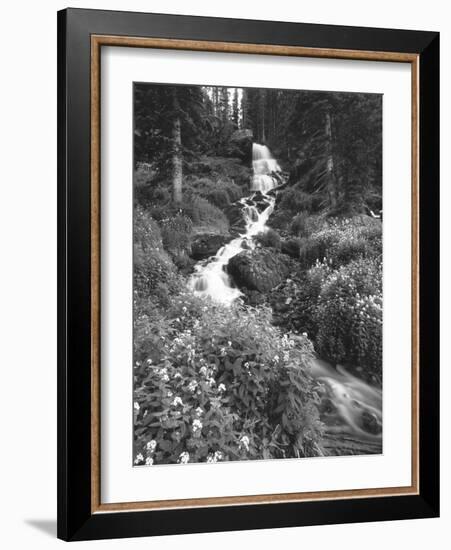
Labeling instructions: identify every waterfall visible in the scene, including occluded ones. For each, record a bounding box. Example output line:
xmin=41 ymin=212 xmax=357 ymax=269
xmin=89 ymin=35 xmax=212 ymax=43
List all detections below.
xmin=251 ymin=144 xmax=281 ymax=193
xmin=187 ymin=143 xmax=280 ymax=304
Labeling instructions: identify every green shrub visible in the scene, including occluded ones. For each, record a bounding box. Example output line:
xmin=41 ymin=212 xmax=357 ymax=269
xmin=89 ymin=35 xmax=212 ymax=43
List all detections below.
xmin=160 ymin=214 xmax=192 ymax=254
xmin=207 ymin=189 xmax=230 ymax=208
xmin=134 ymin=166 xmax=171 ymax=208
xmin=182 ymin=196 xmax=229 ymax=233
xmin=255 ymin=229 xmax=281 ymax=250
xmin=133 ymin=298 xmax=324 ymax=464
xmin=188 ymin=175 xmax=243 ymax=207
xmin=270 ymin=260 xmax=332 ymax=337
xmin=298 ymin=231 xmax=337 ymax=268
xmin=133 ymin=207 xmax=179 ymax=299
xmin=134 ymin=206 xmax=163 ymax=250
xmin=134 ymin=244 xmax=178 ymax=298
xmin=297 ymin=216 xmax=382 ymax=269
xmin=269 ymin=209 xmax=293 ymax=231
xmin=290 ymin=210 xmax=310 ymax=236
xmin=280 ymin=187 xmax=323 ymax=214
xmin=190 ymin=156 xmax=251 ymax=188
xmin=314 ymin=258 xmax=382 ymax=377
xmin=281 ymin=238 xmax=301 ymax=258
xmin=332 ymin=236 xmax=372 ymax=266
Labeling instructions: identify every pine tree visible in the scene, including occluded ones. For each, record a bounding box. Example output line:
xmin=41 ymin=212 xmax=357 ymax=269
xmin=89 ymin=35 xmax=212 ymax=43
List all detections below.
xmin=171 ymin=88 xmax=183 ymax=203
xmin=219 ymin=87 xmax=230 ymax=123
xmin=232 ymin=88 xmax=240 ymax=127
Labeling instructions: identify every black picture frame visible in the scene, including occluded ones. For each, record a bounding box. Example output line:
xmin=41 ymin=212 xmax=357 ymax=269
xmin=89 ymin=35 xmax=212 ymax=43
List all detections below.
xmin=57 ymin=7 xmax=439 ymax=541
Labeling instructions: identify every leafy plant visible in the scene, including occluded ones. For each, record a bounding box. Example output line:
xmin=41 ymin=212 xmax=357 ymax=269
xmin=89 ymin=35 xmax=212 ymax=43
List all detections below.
xmin=181 ymin=196 xmax=229 ymax=233
xmin=133 ymin=207 xmax=179 ymax=299
xmin=315 ymin=258 xmax=382 ymax=377
xmin=133 ymin=296 xmax=324 ymax=464
xmin=255 ymin=228 xmax=281 ymax=250
xmin=160 ymin=214 xmax=193 ymax=255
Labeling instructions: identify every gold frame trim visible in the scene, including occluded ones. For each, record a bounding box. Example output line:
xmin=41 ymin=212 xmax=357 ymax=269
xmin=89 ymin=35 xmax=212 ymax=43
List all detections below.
xmin=90 ymin=35 xmax=420 ymax=514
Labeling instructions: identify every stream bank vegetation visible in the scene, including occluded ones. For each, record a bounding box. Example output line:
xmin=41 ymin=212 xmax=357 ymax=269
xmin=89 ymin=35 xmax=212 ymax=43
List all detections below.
xmin=133 ymin=83 xmax=383 ymax=466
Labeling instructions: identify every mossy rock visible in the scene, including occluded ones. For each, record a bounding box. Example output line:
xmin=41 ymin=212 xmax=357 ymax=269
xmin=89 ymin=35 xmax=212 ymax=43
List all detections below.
xmin=227 ymin=248 xmax=290 ymax=293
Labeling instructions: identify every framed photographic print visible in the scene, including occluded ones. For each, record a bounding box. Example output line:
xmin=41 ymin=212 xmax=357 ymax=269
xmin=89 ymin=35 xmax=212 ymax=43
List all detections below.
xmin=57 ymin=8 xmax=439 ymax=541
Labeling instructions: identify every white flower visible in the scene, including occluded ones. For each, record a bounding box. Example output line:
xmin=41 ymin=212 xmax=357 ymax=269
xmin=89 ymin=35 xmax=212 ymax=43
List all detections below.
xmin=145 ymin=457 xmax=154 ymax=466
xmin=192 ymin=419 xmax=203 ymax=433
xmin=199 ymin=366 xmax=208 ymax=376
xmin=157 ymin=367 xmax=170 ymax=382
xmin=134 ymin=453 xmax=144 ymax=464
xmin=179 ymin=452 xmax=190 ymax=464
xmin=273 ymin=355 xmax=280 ymax=363
xmin=172 ymin=396 xmax=184 ymax=407
xmin=207 ymin=377 xmax=216 ymax=387
xmin=228 ymin=341 xmax=232 ymax=347
xmin=146 ymin=358 xmax=152 ymax=364
xmin=133 ymin=402 xmax=140 ymax=411
xmin=218 ymin=383 xmax=226 ymax=393
xmin=206 ymin=451 xmax=223 ymax=463
xmin=239 ymin=435 xmax=250 ymax=452
xmin=146 ymin=440 xmax=157 ymax=452
xmin=167 ymin=391 xmax=173 ymax=398
xmin=195 ymin=406 xmax=204 ymax=417
xmin=188 ymin=380 xmax=198 ymax=393
xmin=174 ymin=372 xmax=182 ymax=379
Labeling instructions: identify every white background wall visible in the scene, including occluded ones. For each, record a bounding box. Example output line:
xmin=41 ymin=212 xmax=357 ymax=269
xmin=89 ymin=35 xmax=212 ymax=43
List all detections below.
xmin=0 ymin=0 xmax=448 ymax=547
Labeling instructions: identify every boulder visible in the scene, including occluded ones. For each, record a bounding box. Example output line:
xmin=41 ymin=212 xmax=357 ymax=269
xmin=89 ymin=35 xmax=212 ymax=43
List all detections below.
xmin=224 ymin=203 xmax=246 ymax=235
xmin=227 ymin=248 xmax=290 ymax=293
xmin=360 ymin=411 xmax=382 ymax=435
xmin=250 ymin=191 xmax=272 ymax=213
xmin=190 ymin=234 xmax=232 ymax=261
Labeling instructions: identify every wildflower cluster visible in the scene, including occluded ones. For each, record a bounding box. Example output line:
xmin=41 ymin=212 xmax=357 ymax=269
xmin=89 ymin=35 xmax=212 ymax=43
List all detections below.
xmin=314 ymin=257 xmax=382 ymax=378
xmin=270 ymin=216 xmax=383 ymax=381
xmin=298 ymin=216 xmax=382 ymax=270
xmin=134 ymin=295 xmax=323 ymax=464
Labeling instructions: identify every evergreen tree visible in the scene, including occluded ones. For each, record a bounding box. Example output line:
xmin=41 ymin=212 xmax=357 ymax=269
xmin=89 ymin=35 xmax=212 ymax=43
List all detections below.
xmin=134 ymin=83 xmax=207 ymax=202
xmin=219 ymin=87 xmax=230 ymax=124
xmin=232 ymin=88 xmax=240 ymax=127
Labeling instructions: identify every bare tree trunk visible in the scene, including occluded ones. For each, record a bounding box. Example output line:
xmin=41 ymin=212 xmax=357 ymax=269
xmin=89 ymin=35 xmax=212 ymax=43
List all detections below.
xmin=325 ymin=109 xmax=338 ymax=209
xmin=212 ymin=87 xmax=219 ymax=117
xmin=172 ymin=89 xmax=183 ymax=204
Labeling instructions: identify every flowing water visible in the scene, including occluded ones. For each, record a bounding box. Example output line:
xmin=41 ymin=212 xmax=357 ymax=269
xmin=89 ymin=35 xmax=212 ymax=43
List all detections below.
xmin=188 ymin=144 xmax=278 ymax=304
xmin=187 ymin=143 xmax=382 ymax=450
xmin=311 ymin=358 xmax=382 ymax=450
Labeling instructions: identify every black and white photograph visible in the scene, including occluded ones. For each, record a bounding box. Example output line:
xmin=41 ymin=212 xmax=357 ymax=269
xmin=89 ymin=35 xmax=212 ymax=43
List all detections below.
xmin=132 ymin=83 xmax=383 ymax=466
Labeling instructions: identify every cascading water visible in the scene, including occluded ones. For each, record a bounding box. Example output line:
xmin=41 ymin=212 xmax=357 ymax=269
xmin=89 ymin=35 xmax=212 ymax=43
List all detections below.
xmin=187 ymin=143 xmax=279 ymax=305
xmin=251 ymin=144 xmax=282 ymax=193
xmin=310 ymin=358 xmax=382 ymax=447
xmin=187 ymin=142 xmax=382 ymax=448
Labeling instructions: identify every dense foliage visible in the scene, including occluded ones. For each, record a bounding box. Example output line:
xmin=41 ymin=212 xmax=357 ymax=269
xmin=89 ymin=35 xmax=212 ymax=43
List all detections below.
xmin=269 ymin=216 xmax=383 ymax=381
xmin=134 ymin=293 xmax=324 ymax=465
